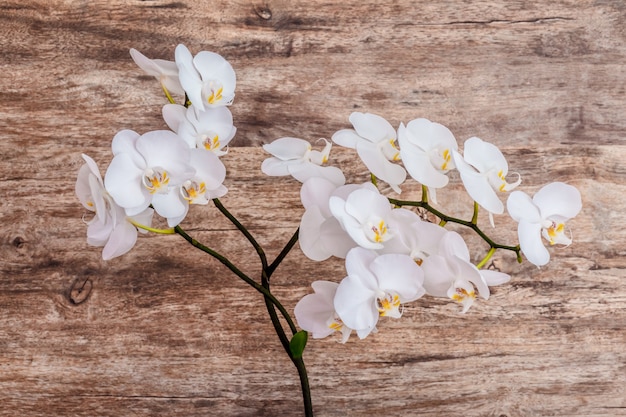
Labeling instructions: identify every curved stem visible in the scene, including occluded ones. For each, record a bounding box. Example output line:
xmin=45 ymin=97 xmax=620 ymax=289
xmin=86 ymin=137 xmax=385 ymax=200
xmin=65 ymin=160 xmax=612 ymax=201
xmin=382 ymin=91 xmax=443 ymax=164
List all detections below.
xmin=388 ymin=197 xmax=521 ymax=256
xmin=161 ymin=83 xmax=176 ymax=104
xmin=213 ymin=198 xmax=268 ymax=270
xmin=267 ymin=228 xmax=300 ymax=278
xmin=471 ymin=201 xmax=479 ymax=225
xmin=476 ymin=247 xmax=496 ymax=269
xmin=129 ymin=219 xmax=175 ymax=234
xmin=173 ymin=225 xmax=297 ymax=333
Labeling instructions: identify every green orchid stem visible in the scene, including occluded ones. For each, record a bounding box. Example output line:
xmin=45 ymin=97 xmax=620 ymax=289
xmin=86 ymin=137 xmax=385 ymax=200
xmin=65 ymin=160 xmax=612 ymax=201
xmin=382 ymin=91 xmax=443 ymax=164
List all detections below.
xmin=161 ymin=83 xmax=176 ymax=104
xmin=421 ymin=185 xmax=429 ymax=204
xmin=370 ymin=173 xmax=378 ymax=188
xmin=213 ymin=198 xmax=268 ymax=270
xmin=173 ymin=225 xmax=297 ymax=334
xmin=476 ymin=247 xmax=496 ymax=269
xmin=204 ymin=200 xmax=312 ymax=416
xmin=129 ymin=220 xmax=175 ymax=234
xmin=471 ymin=201 xmax=479 ymax=225
xmin=268 ymin=228 xmax=300 ymax=277
xmin=262 ymin=268 xmax=313 ymax=417
xmin=388 ymin=197 xmax=521 ymax=259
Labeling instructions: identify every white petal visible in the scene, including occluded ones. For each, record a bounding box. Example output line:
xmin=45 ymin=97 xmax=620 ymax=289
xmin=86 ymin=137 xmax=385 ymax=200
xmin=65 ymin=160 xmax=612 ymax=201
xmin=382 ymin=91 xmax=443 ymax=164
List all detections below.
xmin=331 ymin=129 xmax=361 ymax=149
xmin=344 ymin=188 xmax=390 ymax=224
xmin=518 ymin=220 xmax=550 ymax=266
xmin=76 ymin=161 xmax=97 ymax=210
xmin=370 ymin=254 xmax=425 ymax=302
xmin=193 ymin=51 xmax=236 ymax=101
xmin=162 ymin=103 xmax=187 ymax=133
xmin=318 ymin=217 xmax=356 ymax=258
xmin=334 ymin=274 xmax=378 ymax=331
xmin=294 ymin=284 xmax=337 ymax=339
xmin=455 ymin=151 xmax=503 ymax=214
xmin=463 ymin=137 xmax=508 ymax=174
xmin=190 ymin=149 xmax=226 ymax=190
xmin=261 ymin=157 xmax=292 ymax=176
xmin=152 ymin=188 xmax=188 ymax=219
xmin=533 ymin=182 xmax=582 ymax=221
xmin=300 ymin=177 xmax=337 ymax=213
xmin=438 ymin=231 xmax=471 ymax=262
xmin=129 ymin=207 xmax=154 ymax=233
xmin=102 ymin=220 xmax=138 ymax=260
xmin=111 ymin=130 xmax=143 ymax=164
xmin=349 ymin=112 xmax=396 ymax=143
xmin=263 ymin=137 xmax=310 ymax=160
xmin=421 ymin=254 xmax=455 ymax=297
xmin=356 ymin=141 xmax=406 ymax=192
xmin=480 ymin=269 xmax=511 ymax=286
xmin=104 ymin=153 xmax=151 ymax=210
xmin=507 ymin=190 xmax=541 ymax=223
xmin=299 ymin=206 xmax=333 ymax=261
xmin=175 ymin=45 xmax=204 ymax=111
xmin=400 ymin=144 xmax=449 ymax=188
xmin=136 ymin=130 xmax=194 ymax=184
xmin=452 ymin=258 xmax=489 ymax=299
xmin=404 ymin=118 xmax=458 ymax=153
xmin=344 ymin=247 xmax=379 ymax=287
xmin=289 ymin=163 xmax=345 ymax=187
xmin=87 ymin=216 xmax=112 ymax=246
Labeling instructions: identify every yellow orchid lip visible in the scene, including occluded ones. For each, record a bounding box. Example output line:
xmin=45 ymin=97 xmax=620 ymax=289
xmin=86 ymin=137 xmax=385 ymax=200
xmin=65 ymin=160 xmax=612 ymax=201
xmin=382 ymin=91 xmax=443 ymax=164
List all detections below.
xmin=142 ymin=167 xmax=170 ymax=194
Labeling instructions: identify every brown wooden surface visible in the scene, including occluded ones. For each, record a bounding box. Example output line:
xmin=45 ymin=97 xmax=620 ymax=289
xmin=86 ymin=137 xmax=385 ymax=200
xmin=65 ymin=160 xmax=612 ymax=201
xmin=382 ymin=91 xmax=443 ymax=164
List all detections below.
xmin=1 ymin=1 xmax=625 ymax=416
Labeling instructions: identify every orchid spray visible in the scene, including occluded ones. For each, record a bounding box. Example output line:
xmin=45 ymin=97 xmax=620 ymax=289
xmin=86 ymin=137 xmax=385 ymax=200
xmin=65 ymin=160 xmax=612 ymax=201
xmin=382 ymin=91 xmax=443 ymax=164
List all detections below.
xmin=76 ymin=45 xmax=582 ymax=416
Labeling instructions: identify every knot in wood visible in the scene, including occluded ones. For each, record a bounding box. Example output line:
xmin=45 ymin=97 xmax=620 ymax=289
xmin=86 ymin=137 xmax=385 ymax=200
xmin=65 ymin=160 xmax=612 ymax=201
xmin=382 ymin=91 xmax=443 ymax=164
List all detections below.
xmin=69 ymin=278 xmax=93 ymax=305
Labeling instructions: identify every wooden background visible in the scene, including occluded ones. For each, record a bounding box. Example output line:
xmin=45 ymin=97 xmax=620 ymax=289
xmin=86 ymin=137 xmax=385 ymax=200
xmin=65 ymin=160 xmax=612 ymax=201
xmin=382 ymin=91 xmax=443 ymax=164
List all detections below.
xmin=1 ymin=0 xmax=625 ymax=416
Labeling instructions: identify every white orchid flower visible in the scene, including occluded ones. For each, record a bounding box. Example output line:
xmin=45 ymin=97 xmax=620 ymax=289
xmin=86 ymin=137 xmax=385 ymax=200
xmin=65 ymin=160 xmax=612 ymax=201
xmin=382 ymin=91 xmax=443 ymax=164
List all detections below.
xmin=332 ymin=112 xmax=406 ymax=193
xmin=334 ymin=247 xmax=425 ymax=339
xmin=452 ymin=137 xmax=521 ymax=226
xmin=162 ymin=104 xmax=236 ymax=156
xmin=421 ymin=231 xmax=510 ymax=313
xmin=103 ymin=129 xmax=195 ymax=218
xmin=76 ymin=154 xmax=154 ymax=260
xmin=507 ymin=182 xmax=582 ymax=267
xmin=261 ymin=137 xmax=345 ymax=186
xmin=175 ymin=44 xmax=236 ymax=111
xmin=380 ymin=208 xmax=449 ymax=264
xmin=294 ymin=281 xmax=353 ymax=343
xmin=161 ymin=149 xmax=228 ymax=227
xmin=129 ymin=48 xmax=185 ymax=100
xmin=298 ymin=177 xmax=358 ymax=261
xmin=328 ymin=183 xmax=395 ymax=250
xmin=397 ymin=118 xmax=458 ymax=203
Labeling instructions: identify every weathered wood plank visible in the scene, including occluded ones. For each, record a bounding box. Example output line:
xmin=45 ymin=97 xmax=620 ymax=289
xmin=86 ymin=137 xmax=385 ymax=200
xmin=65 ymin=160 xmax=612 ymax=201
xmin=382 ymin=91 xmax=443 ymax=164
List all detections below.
xmin=1 ymin=144 xmax=626 ymax=416
xmin=1 ymin=0 xmax=626 ymax=416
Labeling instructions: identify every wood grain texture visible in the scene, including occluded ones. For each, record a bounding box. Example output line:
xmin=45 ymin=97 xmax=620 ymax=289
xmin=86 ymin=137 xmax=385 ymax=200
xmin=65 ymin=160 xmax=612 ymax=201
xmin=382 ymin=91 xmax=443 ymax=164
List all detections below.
xmin=1 ymin=1 xmax=625 ymax=416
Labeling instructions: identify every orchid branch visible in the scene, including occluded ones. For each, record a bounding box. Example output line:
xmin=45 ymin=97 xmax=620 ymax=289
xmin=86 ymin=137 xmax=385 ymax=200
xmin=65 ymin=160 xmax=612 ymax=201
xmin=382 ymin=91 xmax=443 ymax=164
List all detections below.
xmin=173 ymin=225 xmax=297 ymax=333
xmin=205 ymin=200 xmax=311 ymax=416
xmin=388 ymin=197 xmax=522 ymax=261
xmin=212 ymin=198 xmax=269 ymax=270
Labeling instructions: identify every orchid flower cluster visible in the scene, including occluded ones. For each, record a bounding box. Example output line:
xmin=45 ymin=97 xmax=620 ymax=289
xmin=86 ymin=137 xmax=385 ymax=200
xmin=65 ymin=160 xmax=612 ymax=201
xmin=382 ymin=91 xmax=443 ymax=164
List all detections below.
xmin=75 ymin=44 xmax=582 ymax=417
xmin=263 ymin=112 xmax=582 ymax=342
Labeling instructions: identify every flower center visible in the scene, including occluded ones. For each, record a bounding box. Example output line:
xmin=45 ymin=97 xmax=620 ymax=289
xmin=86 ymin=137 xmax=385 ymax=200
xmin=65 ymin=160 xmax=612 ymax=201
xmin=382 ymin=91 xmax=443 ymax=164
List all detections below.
xmin=430 ymin=148 xmax=452 ymax=171
xmin=378 ymin=138 xmax=400 ymax=161
xmin=142 ymin=167 xmax=170 ymax=194
xmin=542 ymin=221 xmax=571 ymax=246
xmin=200 ymin=131 xmax=220 ymax=151
xmin=204 ymin=80 xmax=224 ymax=105
xmin=376 ymin=292 xmax=402 ymax=318
xmin=488 ymin=169 xmax=521 ymax=192
xmin=180 ymin=179 xmax=207 ymax=204
xmin=448 ymin=281 xmax=477 ymax=313
xmin=365 ymin=216 xmax=391 ymax=243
